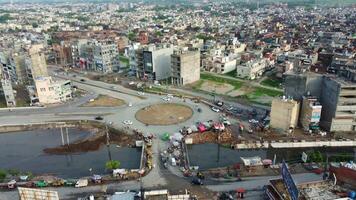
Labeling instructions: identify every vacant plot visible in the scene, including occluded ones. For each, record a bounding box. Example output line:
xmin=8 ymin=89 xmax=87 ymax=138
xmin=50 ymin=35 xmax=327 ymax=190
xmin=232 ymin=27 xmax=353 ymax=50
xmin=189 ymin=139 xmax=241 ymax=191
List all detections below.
xmin=261 ymin=77 xmax=283 ymax=88
xmin=135 ymin=103 xmax=193 ymax=125
xmin=82 ymin=95 xmax=125 ymax=107
xmin=200 ymin=73 xmax=243 ymax=89
xmin=200 ymin=80 xmax=234 ymax=94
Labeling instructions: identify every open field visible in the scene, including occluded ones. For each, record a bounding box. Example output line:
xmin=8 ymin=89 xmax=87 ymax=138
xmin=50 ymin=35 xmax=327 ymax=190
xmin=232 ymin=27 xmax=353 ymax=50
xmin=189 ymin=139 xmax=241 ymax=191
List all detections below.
xmin=81 ymin=95 xmax=125 ymax=107
xmin=135 ymin=103 xmax=193 ymax=125
xmin=191 ymin=73 xmax=283 ymax=105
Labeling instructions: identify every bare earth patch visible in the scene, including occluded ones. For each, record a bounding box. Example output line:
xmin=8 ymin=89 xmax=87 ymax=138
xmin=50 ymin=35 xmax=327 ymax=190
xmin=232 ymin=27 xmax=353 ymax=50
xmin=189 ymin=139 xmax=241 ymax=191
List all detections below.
xmin=199 ymin=80 xmax=234 ymax=94
xmin=135 ymin=103 xmax=193 ymax=125
xmin=82 ymin=95 xmax=125 ymax=107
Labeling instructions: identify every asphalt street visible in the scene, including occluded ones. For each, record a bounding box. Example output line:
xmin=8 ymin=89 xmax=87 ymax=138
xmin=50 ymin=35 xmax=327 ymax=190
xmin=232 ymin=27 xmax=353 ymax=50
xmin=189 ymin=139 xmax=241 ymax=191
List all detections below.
xmin=0 ymin=71 xmax=322 ymax=200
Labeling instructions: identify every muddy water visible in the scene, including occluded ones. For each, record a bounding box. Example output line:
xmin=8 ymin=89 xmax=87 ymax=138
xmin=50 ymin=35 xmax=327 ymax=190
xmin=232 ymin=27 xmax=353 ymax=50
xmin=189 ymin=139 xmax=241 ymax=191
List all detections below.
xmin=187 ymin=143 xmax=356 ymax=170
xmin=0 ymin=129 xmax=141 ymax=178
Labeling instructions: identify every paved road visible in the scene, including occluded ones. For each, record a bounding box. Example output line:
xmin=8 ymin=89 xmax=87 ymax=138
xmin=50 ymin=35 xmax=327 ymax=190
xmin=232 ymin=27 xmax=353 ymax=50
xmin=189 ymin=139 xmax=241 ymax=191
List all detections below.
xmin=0 ymin=70 xmax=319 ymax=200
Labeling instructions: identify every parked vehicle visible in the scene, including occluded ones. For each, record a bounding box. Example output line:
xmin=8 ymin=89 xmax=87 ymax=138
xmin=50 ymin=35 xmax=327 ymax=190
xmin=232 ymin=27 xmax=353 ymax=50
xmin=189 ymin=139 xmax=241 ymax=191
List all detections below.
xmin=215 ymin=101 xmax=224 ymax=107
xmin=211 ymin=107 xmax=220 ymax=112
xmin=191 ymin=178 xmax=203 ymax=185
xmin=91 ymin=175 xmax=102 ymax=184
xmin=35 ymin=180 xmax=48 ymax=188
xmin=64 ymin=180 xmax=76 ymax=187
xmin=52 ymin=179 xmax=65 ymax=187
xmin=75 ymin=179 xmax=88 ymax=188
xmin=80 ymin=79 xmax=85 ymax=82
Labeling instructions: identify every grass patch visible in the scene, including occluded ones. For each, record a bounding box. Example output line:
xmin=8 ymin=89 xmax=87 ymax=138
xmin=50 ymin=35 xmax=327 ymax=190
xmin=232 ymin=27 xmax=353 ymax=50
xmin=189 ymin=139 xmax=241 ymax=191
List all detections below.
xmin=81 ymin=95 xmax=125 ymax=107
xmin=200 ymin=73 xmax=242 ymax=89
xmin=261 ymin=77 xmax=283 ymax=88
xmin=251 ymin=87 xmax=283 ymax=97
xmin=225 ymin=70 xmax=237 ymax=77
xmin=119 ymin=56 xmax=129 ymax=68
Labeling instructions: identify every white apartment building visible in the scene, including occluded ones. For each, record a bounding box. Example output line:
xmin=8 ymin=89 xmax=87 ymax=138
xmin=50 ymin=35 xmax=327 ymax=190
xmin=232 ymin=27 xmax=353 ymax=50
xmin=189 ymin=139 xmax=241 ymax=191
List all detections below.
xmin=236 ymin=58 xmax=268 ymax=80
xmin=93 ymin=40 xmax=120 ymax=73
xmin=136 ymin=44 xmax=174 ymax=81
xmin=35 ymin=76 xmax=72 ymax=104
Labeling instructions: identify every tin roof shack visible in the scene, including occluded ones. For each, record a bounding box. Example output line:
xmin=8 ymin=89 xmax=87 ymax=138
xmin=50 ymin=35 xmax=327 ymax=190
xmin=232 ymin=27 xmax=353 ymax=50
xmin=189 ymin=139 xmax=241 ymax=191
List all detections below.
xmin=265 ymin=179 xmax=352 ymax=200
xmin=241 ymin=156 xmax=263 ymax=173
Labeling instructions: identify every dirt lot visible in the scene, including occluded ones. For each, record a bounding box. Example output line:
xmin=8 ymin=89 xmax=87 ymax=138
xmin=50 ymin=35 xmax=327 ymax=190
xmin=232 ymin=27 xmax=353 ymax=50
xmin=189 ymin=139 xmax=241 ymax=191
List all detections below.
xmin=135 ymin=103 xmax=193 ymax=125
xmin=81 ymin=95 xmax=125 ymax=107
xmin=43 ymin=125 xmax=136 ymax=154
xmin=200 ymin=80 xmax=234 ymax=94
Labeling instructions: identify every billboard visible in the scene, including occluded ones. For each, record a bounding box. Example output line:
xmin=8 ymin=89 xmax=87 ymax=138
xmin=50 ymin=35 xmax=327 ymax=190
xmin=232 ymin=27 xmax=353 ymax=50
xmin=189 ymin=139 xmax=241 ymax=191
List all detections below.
xmin=281 ymin=161 xmax=299 ymax=200
xmin=18 ymin=187 xmax=59 ymax=200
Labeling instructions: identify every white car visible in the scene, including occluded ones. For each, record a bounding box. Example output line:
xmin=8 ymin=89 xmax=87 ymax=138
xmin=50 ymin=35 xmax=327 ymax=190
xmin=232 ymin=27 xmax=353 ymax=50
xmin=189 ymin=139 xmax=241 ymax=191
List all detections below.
xmin=137 ymin=92 xmax=145 ymax=96
xmin=129 ymin=81 xmax=135 ymax=85
xmin=128 ymin=102 xmax=133 ymax=107
xmin=211 ymin=107 xmax=220 ymax=112
xmin=249 ymin=119 xmax=259 ymax=123
xmin=162 ymin=97 xmax=171 ymax=101
xmin=123 ymin=120 xmax=133 ymax=125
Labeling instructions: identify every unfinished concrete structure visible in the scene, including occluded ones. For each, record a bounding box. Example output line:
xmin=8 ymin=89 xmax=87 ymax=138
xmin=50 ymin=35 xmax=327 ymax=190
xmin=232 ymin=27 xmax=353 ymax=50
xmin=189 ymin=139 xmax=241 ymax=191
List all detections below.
xmin=319 ymin=76 xmax=356 ymax=132
xmin=300 ymin=96 xmax=322 ymax=132
xmin=171 ymin=49 xmax=200 ymax=85
xmin=27 ymin=44 xmax=49 ymax=80
xmin=270 ymin=98 xmax=300 ymax=132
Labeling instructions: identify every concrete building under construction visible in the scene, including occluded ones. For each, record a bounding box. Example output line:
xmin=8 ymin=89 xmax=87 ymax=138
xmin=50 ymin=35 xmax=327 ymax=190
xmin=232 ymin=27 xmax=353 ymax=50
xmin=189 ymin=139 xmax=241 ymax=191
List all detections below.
xmin=171 ymin=48 xmax=200 ymax=85
xmin=270 ymin=98 xmax=300 ymax=132
xmin=300 ymin=96 xmax=322 ymax=132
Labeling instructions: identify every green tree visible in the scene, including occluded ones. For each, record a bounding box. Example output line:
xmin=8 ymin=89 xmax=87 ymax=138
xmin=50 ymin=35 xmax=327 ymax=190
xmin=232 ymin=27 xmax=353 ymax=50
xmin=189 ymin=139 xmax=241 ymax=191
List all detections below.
xmin=105 ymin=160 xmax=120 ymax=170
xmin=128 ymin=32 xmax=136 ymax=41
xmin=7 ymin=169 xmax=20 ymax=176
xmin=0 ymin=169 xmax=7 ymax=182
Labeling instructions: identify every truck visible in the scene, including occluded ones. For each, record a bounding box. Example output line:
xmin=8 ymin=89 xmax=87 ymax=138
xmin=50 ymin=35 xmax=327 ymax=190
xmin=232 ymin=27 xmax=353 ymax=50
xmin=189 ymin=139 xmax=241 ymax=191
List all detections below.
xmin=75 ymin=179 xmax=88 ymax=188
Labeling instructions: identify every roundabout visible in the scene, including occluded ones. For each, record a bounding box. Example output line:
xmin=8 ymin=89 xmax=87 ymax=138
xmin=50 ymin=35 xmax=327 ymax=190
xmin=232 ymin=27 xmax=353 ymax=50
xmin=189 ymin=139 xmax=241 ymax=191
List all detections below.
xmin=135 ymin=103 xmax=193 ymax=125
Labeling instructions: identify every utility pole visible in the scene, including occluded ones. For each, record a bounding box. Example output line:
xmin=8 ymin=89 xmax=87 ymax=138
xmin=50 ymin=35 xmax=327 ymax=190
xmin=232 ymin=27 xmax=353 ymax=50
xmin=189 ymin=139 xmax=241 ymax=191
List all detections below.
xmin=60 ymin=127 xmax=65 ymax=146
xmin=106 ymin=125 xmax=112 ymax=161
xmin=66 ymin=127 xmax=70 ymax=145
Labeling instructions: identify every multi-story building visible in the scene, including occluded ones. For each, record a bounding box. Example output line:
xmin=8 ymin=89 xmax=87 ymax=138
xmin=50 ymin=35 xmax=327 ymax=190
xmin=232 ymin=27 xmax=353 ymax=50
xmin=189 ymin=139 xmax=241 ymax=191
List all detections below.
xmin=136 ymin=44 xmax=174 ymax=81
xmin=300 ymin=96 xmax=322 ymax=132
xmin=236 ymin=58 xmax=268 ymax=80
xmin=0 ymin=79 xmax=16 ymax=107
xmin=53 ymin=42 xmax=73 ymax=68
xmin=319 ymin=77 xmax=356 ymax=132
xmin=270 ymin=97 xmax=300 ymax=132
xmin=27 ymin=44 xmax=49 ymax=80
xmin=138 ymin=31 xmax=149 ymax=45
xmin=34 ymin=76 xmax=72 ymax=105
xmin=171 ymin=48 xmax=200 ymax=85
xmin=93 ymin=40 xmax=120 ymax=73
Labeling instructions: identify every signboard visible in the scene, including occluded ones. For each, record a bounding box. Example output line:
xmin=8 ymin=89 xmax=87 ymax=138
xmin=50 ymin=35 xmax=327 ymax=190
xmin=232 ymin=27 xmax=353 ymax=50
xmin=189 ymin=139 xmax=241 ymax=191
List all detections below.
xmin=302 ymin=152 xmax=308 ymax=163
xmin=281 ymin=161 xmax=299 ymax=200
xmin=18 ymin=187 xmax=59 ymax=200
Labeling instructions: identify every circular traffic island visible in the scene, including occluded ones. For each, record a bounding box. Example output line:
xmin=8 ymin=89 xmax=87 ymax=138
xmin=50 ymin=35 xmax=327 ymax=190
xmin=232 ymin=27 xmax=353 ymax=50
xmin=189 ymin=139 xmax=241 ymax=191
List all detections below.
xmin=135 ymin=103 xmax=193 ymax=125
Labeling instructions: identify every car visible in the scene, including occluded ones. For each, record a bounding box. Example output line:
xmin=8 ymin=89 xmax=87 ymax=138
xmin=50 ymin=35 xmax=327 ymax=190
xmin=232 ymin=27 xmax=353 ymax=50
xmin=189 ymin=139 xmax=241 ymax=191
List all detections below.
xmin=167 ymin=94 xmax=174 ymax=98
xmin=80 ymin=79 xmax=85 ymax=82
xmin=123 ymin=120 xmax=133 ymax=125
xmin=95 ymin=116 xmax=103 ymax=120
xmin=197 ymin=108 xmax=202 ymax=113
xmin=249 ymin=119 xmax=259 ymax=123
xmin=191 ymin=178 xmax=203 ymax=185
xmin=137 ymin=92 xmax=145 ymax=96
xmin=211 ymin=107 xmax=220 ymax=112
xmin=128 ymin=102 xmax=133 ymax=107
xmin=110 ymin=86 xmax=117 ymax=89
xmin=162 ymin=97 xmax=171 ymax=101
xmin=215 ymin=101 xmax=224 ymax=107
